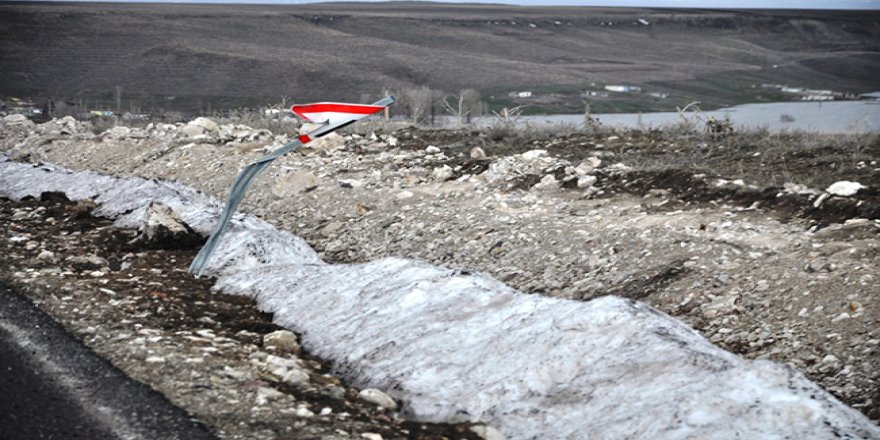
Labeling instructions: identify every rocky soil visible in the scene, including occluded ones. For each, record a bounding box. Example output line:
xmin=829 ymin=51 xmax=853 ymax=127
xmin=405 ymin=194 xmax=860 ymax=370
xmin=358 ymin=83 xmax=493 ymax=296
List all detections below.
xmin=1 ymin=114 xmax=878 ymax=424
xmin=0 ymin=193 xmax=488 ymax=440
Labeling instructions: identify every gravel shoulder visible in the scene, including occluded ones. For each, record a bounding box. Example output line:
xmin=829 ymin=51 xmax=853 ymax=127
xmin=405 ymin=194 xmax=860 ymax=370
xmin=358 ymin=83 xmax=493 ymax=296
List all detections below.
xmin=1 ymin=115 xmax=878 ymax=423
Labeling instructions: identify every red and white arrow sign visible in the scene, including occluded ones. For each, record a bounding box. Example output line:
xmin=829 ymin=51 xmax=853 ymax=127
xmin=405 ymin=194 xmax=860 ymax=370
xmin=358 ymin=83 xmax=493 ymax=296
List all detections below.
xmin=291 ymin=102 xmax=386 ymax=126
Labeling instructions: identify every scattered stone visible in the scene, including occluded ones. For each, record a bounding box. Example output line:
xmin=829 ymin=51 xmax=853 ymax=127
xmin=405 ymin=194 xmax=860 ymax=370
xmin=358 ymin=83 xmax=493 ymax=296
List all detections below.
xmin=35 ymin=250 xmax=56 ymax=263
xmin=358 ymin=388 xmax=397 ymax=411
xmin=470 ymin=146 xmax=487 ymax=159
xmin=102 ymin=126 xmax=131 ymax=140
xmin=425 ymin=145 xmax=441 ymax=154
xmin=826 ymin=181 xmax=865 ymax=197
xmin=272 ymin=171 xmax=318 ymax=198
xmin=66 ymin=254 xmax=109 ymax=270
xmin=137 ymin=201 xmax=201 ymax=249
xmin=263 ymin=330 xmax=300 ymax=354
xmin=67 ymin=199 xmax=97 ymax=219
xmin=471 ymin=424 xmax=506 ymax=440
xmin=361 ymin=434 xmax=383 ymax=440
xmin=3 ymin=114 xmax=29 ymax=124
xmin=255 ymin=387 xmax=285 ymax=405
xmin=282 ymin=368 xmax=310 ymax=386
xmin=521 ymin=149 xmax=547 ymax=161
xmin=532 ymin=174 xmax=559 ymax=191
xmin=577 ymin=175 xmax=597 ymax=189
xmin=432 ymin=165 xmax=454 ymax=182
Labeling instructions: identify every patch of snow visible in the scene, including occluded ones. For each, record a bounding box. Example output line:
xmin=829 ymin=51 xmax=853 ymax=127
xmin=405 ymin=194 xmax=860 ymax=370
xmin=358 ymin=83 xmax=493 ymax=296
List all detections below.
xmin=1 ymin=158 xmax=877 ymax=440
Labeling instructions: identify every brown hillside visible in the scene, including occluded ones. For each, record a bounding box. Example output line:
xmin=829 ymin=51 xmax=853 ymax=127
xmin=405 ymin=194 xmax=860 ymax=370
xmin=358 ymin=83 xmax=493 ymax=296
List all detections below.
xmin=1 ymin=2 xmax=878 ymax=113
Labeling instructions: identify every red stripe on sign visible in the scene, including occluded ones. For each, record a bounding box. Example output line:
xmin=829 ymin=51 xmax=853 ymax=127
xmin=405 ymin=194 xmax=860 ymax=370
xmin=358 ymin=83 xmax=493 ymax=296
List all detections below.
xmin=290 ymin=102 xmax=384 ymax=119
xmin=298 ymin=134 xmax=312 ymax=143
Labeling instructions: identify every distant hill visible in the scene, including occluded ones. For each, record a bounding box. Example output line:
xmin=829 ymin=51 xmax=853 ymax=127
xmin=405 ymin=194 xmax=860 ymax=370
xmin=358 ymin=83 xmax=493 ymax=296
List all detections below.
xmin=1 ymin=2 xmax=878 ymax=115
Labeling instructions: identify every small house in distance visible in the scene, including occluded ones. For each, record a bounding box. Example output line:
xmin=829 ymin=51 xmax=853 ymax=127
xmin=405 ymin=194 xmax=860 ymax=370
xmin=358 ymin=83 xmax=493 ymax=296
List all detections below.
xmin=605 ymin=85 xmax=642 ymax=93
xmin=858 ymin=92 xmax=880 ymax=101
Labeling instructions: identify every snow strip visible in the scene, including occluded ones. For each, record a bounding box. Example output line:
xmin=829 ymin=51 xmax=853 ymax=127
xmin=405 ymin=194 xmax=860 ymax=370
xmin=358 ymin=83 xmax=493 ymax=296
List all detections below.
xmin=2 ymin=160 xmax=877 ymax=440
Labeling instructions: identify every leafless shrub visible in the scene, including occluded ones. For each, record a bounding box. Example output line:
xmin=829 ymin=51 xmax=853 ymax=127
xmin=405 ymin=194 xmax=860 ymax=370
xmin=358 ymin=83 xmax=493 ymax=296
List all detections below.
xmin=674 ymin=101 xmax=704 ymax=133
xmin=442 ymin=89 xmax=482 ymax=126
xmin=400 ymin=86 xmax=436 ymax=124
xmin=583 ymin=102 xmax=602 ymax=132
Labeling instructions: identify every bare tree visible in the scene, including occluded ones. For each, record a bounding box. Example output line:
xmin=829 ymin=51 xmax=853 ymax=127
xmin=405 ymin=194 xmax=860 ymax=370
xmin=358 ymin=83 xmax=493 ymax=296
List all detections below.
xmin=442 ymin=89 xmax=482 ymax=125
xmin=492 ymin=105 xmax=527 ymax=125
xmin=401 ymin=86 xmax=435 ymax=124
xmin=115 ymin=85 xmax=123 ymax=114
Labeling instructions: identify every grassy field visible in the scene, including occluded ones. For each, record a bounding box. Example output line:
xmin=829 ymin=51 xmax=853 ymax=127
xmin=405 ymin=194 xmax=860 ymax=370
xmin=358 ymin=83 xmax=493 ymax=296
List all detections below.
xmin=1 ymin=2 xmax=878 ymax=115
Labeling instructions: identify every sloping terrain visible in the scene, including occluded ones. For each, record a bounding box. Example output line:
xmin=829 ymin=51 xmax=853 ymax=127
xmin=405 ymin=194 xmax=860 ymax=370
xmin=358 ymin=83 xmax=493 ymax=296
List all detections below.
xmin=1 ymin=115 xmax=878 ymax=430
xmin=0 ymin=2 xmax=878 ymax=113
xmin=1 ymin=122 xmax=878 ymax=438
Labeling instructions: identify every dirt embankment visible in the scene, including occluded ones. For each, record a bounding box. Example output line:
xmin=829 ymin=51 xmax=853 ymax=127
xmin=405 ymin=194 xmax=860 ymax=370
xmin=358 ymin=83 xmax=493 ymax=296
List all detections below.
xmin=1 ymin=115 xmax=878 ymax=422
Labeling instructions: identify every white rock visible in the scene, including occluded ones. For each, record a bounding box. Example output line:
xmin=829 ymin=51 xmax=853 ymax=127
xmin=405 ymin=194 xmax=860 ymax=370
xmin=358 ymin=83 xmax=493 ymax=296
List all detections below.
xmin=361 ymin=434 xmax=383 ymax=440
xmin=255 ymin=386 xmax=284 ymax=405
xmin=35 ymin=250 xmax=56 ymax=263
xmin=145 ymin=356 xmax=165 ymax=363
xmin=99 ymin=126 xmax=130 ymax=139
xmin=425 ymin=145 xmax=441 ymax=154
xmin=471 ymin=424 xmax=506 ymax=440
xmin=358 ymin=388 xmax=397 ymax=410
xmin=432 ymin=165 xmax=454 ymax=182
xmin=386 ymin=135 xmax=399 ymax=147
xmin=264 ymin=330 xmax=300 ymax=353
xmin=577 ymin=175 xmax=597 ymax=189
xmin=396 ymin=191 xmax=414 ymax=200
xmin=470 ymin=146 xmax=487 ymax=159
xmin=521 ymin=149 xmax=547 ymax=161
xmin=139 ymin=201 xmax=199 ymax=247
xmin=272 ymin=171 xmax=318 ymax=198
xmin=3 ymin=114 xmax=28 ymax=123
xmin=300 ymin=123 xmax=344 ymax=149
xmin=826 ymin=181 xmax=865 ymax=197
xmin=532 ymin=174 xmax=559 ymax=191
xmin=282 ymin=368 xmax=310 ymax=386
xmin=822 ymin=355 xmax=839 ymax=364
xmin=265 ymin=354 xmax=304 ymax=371
xmin=189 ymin=116 xmax=219 ymax=132
xmin=294 ymin=405 xmax=315 ymax=418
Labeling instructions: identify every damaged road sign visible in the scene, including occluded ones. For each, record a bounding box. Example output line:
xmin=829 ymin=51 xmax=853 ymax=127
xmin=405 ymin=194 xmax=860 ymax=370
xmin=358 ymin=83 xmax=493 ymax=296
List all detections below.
xmin=189 ymin=96 xmax=394 ymax=276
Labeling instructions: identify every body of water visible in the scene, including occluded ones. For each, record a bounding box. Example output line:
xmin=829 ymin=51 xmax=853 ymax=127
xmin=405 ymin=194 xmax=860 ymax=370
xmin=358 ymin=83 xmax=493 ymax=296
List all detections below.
xmin=445 ymin=101 xmax=880 ymax=133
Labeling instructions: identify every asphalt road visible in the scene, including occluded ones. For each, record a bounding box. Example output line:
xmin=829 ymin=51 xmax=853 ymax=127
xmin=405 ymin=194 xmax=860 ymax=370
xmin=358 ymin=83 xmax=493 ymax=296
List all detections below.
xmin=0 ymin=283 xmax=218 ymax=440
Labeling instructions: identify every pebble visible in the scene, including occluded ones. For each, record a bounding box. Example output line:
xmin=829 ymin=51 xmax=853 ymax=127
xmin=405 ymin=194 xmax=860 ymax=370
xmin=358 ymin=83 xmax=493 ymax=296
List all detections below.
xmin=255 ymin=387 xmax=285 ymax=405
xmin=263 ymin=330 xmax=300 ymax=353
xmin=471 ymin=424 xmax=506 ymax=440
xmin=358 ymin=388 xmax=397 ymax=411
xmin=36 ymin=250 xmax=56 ymax=263
xmin=282 ymin=368 xmax=310 ymax=386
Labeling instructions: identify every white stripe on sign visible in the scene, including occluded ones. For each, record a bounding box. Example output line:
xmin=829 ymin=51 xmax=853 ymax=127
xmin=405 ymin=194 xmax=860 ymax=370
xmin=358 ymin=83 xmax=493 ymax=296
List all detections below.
xmin=291 ymin=102 xmax=386 ymax=125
